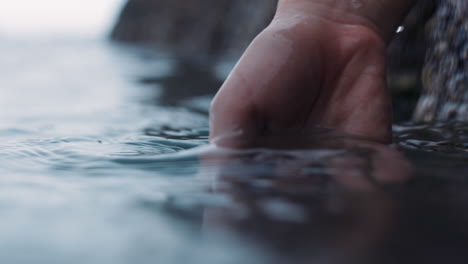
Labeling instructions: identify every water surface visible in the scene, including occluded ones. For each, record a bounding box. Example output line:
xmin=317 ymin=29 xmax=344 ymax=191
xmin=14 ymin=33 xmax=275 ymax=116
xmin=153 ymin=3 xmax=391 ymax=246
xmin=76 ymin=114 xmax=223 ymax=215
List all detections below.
xmin=1 ymin=38 xmax=468 ymax=264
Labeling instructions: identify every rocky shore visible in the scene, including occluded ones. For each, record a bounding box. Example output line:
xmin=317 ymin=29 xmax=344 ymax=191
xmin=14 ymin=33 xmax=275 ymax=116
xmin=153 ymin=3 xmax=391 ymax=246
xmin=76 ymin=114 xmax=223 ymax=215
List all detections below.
xmin=111 ymin=0 xmax=277 ymax=57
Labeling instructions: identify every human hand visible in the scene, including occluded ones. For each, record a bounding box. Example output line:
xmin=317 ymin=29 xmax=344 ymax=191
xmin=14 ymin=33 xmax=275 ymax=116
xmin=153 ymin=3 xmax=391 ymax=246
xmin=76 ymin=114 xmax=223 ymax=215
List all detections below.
xmin=210 ymin=1 xmax=393 ymax=144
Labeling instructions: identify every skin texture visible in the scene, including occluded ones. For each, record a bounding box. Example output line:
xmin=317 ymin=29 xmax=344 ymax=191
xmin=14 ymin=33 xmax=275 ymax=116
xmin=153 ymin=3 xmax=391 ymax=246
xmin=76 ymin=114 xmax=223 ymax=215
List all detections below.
xmin=210 ymin=0 xmax=417 ymax=144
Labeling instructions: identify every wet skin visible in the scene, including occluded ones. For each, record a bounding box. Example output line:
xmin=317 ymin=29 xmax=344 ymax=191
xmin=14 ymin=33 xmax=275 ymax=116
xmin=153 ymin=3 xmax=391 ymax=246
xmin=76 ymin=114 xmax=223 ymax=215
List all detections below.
xmin=210 ymin=2 xmax=392 ymax=143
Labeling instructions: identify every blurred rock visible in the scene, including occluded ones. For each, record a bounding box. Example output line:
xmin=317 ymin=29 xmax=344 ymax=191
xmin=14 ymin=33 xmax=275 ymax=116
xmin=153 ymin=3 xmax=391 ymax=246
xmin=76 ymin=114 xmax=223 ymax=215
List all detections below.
xmin=414 ymin=0 xmax=468 ymax=122
xmin=111 ymin=0 xmax=277 ymax=57
xmin=388 ymin=0 xmax=437 ymax=122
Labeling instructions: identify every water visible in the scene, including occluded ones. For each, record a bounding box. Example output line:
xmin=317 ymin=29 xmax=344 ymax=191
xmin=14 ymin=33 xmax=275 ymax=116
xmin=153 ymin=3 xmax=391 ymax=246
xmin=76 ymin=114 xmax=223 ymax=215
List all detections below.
xmin=1 ymin=37 xmax=468 ymax=264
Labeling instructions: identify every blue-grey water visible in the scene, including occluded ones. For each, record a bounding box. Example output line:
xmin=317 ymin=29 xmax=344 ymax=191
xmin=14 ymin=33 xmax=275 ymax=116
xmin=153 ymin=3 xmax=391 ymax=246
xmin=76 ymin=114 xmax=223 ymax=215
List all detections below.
xmin=0 ymin=37 xmax=225 ymax=264
xmin=1 ymin=37 xmax=468 ymax=264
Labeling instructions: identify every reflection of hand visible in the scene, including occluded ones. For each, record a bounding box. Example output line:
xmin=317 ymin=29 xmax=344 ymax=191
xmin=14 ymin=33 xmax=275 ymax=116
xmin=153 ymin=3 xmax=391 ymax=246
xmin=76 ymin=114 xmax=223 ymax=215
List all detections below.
xmin=200 ymin=133 xmax=412 ymax=263
xmin=204 ymin=132 xmax=411 ymax=191
xmin=211 ymin=2 xmax=392 ymax=143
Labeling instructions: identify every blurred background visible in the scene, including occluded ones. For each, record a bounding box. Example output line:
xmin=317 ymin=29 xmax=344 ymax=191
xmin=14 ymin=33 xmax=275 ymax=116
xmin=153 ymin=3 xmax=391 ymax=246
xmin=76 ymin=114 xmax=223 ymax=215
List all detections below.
xmin=0 ymin=0 xmax=124 ymax=37
xmin=0 ymin=0 xmax=437 ymax=122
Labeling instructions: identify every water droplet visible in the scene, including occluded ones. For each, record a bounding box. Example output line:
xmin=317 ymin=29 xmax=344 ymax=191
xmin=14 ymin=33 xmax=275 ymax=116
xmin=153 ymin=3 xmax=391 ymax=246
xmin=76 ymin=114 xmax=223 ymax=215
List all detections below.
xmin=396 ymin=26 xmax=405 ymax=33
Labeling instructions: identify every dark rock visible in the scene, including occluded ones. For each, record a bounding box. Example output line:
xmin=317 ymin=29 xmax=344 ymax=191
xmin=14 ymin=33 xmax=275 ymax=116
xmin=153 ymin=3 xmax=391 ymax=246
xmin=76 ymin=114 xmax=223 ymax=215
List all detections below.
xmin=414 ymin=0 xmax=468 ymax=122
xmin=111 ymin=0 xmax=277 ymax=57
xmin=388 ymin=0 xmax=437 ymax=122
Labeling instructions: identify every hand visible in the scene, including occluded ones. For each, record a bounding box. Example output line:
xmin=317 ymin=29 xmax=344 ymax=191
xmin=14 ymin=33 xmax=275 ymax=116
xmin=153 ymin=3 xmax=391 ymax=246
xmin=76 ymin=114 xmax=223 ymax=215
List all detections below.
xmin=210 ymin=2 xmax=392 ymax=144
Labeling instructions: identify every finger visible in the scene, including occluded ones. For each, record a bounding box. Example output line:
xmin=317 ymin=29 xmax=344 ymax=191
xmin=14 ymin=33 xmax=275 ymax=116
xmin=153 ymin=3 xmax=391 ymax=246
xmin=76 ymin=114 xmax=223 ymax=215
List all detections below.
xmin=210 ymin=25 xmax=322 ymax=140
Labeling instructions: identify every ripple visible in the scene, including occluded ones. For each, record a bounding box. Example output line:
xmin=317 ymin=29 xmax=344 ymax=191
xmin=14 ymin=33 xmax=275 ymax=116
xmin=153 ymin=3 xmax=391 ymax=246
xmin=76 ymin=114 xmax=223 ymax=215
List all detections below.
xmin=0 ymin=128 xmax=208 ymax=176
xmin=2 ymin=38 xmax=468 ymax=264
xmin=394 ymin=122 xmax=468 ymax=153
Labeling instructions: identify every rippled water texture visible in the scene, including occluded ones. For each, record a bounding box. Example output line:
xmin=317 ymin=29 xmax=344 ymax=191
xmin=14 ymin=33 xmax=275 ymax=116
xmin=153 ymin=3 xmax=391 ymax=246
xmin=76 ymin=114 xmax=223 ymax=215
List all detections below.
xmin=1 ymin=38 xmax=468 ymax=264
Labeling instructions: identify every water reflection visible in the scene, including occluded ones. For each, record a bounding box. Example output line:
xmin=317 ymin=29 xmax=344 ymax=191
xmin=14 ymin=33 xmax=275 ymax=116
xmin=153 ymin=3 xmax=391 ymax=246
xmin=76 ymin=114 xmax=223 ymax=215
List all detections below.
xmin=187 ymin=124 xmax=468 ymax=264
xmin=394 ymin=122 xmax=468 ymax=154
xmin=199 ymin=132 xmax=412 ymax=264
